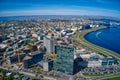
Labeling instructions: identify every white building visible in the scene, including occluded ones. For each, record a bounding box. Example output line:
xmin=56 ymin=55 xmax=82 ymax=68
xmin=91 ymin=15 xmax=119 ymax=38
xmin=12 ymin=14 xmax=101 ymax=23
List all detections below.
xmin=87 ymin=60 xmax=102 ymax=67
xmin=43 ymin=36 xmax=54 ymax=54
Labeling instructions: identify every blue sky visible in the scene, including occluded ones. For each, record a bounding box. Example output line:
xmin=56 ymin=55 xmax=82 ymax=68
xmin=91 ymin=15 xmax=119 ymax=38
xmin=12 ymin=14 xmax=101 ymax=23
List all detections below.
xmin=0 ymin=0 xmax=120 ymax=17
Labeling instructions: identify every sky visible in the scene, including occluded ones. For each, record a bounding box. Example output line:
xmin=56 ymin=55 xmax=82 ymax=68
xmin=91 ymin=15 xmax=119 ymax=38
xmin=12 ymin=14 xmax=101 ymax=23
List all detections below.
xmin=0 ymin=0 xmax=120 ymax=17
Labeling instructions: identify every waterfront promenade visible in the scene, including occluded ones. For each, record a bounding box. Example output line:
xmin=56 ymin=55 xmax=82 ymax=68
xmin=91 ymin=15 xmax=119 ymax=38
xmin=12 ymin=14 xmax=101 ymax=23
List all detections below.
xmin=74 ymin=27 xmax=120 ymax=61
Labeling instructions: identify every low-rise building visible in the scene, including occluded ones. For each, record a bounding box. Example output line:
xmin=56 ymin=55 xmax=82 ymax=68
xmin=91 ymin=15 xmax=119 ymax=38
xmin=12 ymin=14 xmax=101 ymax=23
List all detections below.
xmin=102 ymin=56 xmax=118 ymax=66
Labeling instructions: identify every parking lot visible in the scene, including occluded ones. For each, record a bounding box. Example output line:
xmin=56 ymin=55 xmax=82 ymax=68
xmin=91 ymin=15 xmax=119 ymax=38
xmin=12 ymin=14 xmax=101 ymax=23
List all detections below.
xmin=82 ymin=65 xmax=120 ymax=76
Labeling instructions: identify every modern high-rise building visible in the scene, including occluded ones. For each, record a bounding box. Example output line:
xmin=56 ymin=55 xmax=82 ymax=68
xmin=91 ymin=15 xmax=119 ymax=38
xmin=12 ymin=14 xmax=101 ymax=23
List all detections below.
xmin=43 ymin=59 xmax=53 ymax=71
xmin=23 ymin=51 xmax=44 ymax=68
xmin=53 ymin=45 xmax=75 ymax=75
xmin=43 ymin=36 xmax=54 ymax=54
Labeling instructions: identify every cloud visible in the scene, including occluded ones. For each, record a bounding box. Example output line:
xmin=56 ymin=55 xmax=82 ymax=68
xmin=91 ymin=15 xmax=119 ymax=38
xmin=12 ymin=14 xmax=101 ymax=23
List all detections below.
xmin=0 ymin=7 xmax=120 ymax=17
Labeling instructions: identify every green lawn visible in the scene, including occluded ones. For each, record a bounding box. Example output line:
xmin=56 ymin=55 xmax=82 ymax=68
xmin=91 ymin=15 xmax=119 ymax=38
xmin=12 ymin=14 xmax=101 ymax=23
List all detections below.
xmin=102 ymin=76 xmax=120 ymax=80
xmin=31 ymin=67 xmax=43 ymax=71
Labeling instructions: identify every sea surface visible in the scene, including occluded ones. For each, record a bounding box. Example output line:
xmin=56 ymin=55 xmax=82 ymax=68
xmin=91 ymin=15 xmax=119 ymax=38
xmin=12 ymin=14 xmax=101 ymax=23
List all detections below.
xmin=84 ymin=27 xmax=120 ymax=54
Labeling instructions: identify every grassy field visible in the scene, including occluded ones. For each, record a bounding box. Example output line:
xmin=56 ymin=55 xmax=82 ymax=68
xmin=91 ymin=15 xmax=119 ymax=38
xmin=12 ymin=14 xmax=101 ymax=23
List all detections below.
xmin=102 ymin=76 xmax=120 ymax=80
xmin=74 ymin=27 xmax=120 ymax=61
xmin=31 ymin=66 xmax=43 ymax=71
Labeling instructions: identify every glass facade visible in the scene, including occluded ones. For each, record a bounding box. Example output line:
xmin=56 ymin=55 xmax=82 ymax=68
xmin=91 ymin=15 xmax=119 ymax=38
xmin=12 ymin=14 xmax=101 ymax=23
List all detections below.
xmin=102 ymin=57 xmax=118 ymax=66
xmin=23 ymin=52 xmax=43 ymax=68
xmin=48 ymin=60 xmax=53 ymax=71
xmin=53 ymin=45 xmax=74 ymax=75
xmin=10 ymin=54 xmax=26 ymax=63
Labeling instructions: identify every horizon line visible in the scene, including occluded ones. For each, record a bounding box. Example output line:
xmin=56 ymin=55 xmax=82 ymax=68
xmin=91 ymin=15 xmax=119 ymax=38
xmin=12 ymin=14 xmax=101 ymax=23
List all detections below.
xmin=0 ymin=15 xmax=120 ymax=19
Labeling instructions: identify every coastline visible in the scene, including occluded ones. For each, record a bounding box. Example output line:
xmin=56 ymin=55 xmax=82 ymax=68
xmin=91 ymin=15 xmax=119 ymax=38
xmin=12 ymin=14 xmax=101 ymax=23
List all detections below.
xmin=74 ymin=27 xmax=120 ymax=61
xmin=84 ymin=27 xmax=120 ymax=54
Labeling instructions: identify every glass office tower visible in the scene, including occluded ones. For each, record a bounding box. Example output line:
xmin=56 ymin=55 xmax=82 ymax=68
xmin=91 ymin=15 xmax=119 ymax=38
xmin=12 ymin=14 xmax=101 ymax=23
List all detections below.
xmin=53 ymin=45 xmax=74 ymax=75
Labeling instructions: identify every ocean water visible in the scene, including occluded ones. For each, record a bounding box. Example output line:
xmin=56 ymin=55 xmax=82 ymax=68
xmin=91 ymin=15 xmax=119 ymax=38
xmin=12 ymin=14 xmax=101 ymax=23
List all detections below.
xmin=84 ymin=27 xmax=120 ymax=54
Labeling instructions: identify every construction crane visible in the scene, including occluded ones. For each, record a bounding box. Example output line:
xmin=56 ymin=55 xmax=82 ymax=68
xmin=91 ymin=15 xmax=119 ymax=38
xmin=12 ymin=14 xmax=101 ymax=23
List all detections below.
xmin=14 ymin=47 xmax=21 ymax=67
xmin=17 ymin=50 xmax=21 ymax=67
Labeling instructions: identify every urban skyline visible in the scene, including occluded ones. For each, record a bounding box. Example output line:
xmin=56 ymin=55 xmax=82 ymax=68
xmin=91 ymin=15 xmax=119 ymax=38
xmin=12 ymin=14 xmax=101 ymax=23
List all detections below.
xmin=0 ymin=0 xmax=120 ymax=80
